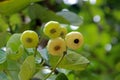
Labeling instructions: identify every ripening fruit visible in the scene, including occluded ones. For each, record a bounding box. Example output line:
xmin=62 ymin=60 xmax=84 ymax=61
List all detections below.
xmin=65 ymin=31 xmax=84 ymax=50
xmin=43 ymin=21 xmax=61 ymax=38
xmin=20 ymin=30 xmax=39 ymax=48
xmin=60 ymin=27 xmax=67 ymax=38
xmin=47 ymin=37 xmax=66 ymax=56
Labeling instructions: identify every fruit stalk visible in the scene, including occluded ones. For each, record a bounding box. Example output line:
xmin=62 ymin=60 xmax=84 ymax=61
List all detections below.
xmin=43 ymin=51 xmax=66 ymax=80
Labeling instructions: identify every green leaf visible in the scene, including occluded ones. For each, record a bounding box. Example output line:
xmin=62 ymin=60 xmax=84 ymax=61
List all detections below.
xmin=7 ymin=45 xmax=24 ymax=60
xmin=0 ymin=32 xmax=10 ymax=48
xmin=6 ymin=33 xmax=21 ymax=52
xmin=27 ymin=4 xmax=69 ymax=24
xmin=50 ymin=50 xmax=90 ymax=70
xmin=55 ymin=73 xmax=68 ymax=80
xmin=6 ymin=33 xmax=24 ymax=60
xmin=0 ymin=71 xmax=8 ymax=80
xmin=57 ymin=11 xmax=82 ymax=26
xmin=7 ymin=60 xmax=20 ymax=80
xmin=19 ymin=55 xmax=36 ymax=80
xmin=0 ymin=16 xmax=8 ymax=32
xmin=0 ymin=49 xmax=7 ymax=64
xmin=0 ymin=61 xmax=7 ymax=71
xmin=9 ymin=14 xmax=22 ymax=26
xmin=0 ymin=0 xmax=40 ymax=15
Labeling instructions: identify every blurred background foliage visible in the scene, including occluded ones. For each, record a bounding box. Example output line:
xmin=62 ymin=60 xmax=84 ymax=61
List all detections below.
xmin=0 ymin=0 xmax=120 ymax=80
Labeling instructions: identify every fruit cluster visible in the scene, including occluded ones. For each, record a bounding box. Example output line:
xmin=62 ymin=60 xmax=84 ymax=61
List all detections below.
xmin=43 ymin=21 xmax=84 ymax=56
xmin=20 ymin=21 xmax=84 ymax=56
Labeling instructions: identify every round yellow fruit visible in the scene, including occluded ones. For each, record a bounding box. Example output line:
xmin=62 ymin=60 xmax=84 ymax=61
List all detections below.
xmin=47 ymin=37 xmax=66 ymax=56
xmin=65 ymin=31 xmax=84 ymax=50
xmin=20 ymin=30 xmax=39 ymax=48
xmin=43 ymin=21 xmax=61 ymax=38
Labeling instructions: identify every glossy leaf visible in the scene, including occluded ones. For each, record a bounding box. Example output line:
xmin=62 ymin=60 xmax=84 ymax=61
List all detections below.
xmin=0 ymin=62 xmax=7 ymax=71
xmin=0 ymin=32 xmax=10 ymax=48
xmin=6 ymin=34 xmax=23 ymax=60
xmin=19 ymin=55 xmax=36 ymax=80
xmin=50 ymin=50 xmax=90 ymax=70
xmin=7 ymin=45 xmax=24 ymax=60
xmin=0 ymin=0 xmax=40 ymax=15
xmin=7 ymin=60 xmax=20 ymax=80
xmin=57 ymin=11 xmax=82 ymax=26
xmin=27 ymin=4 xmax=69 ymax=24
xmin=0 ymin=49 xmax=7 ymax=64
xmin=0 ymin=16 xmax=8 ymax=32
xmin=6 ymin=33 xmax=21 ymax=52
xmin=0 ymin=71 xmax=8 ymax=80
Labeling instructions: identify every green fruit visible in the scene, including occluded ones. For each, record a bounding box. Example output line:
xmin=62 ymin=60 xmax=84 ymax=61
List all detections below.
xmin=20 ymin=30 xmax=39 ymax=48
xmin=65 ymin=31 xmax=84 ymax=50
xmin=43 ymin=21 xmax=61 ymax=38
xmin=47 ymin=37 xmax=66 ymax=56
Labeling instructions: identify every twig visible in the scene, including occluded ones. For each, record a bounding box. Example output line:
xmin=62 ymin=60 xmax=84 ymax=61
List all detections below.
xmin=43 ymin=52 xmax=66 ymax=80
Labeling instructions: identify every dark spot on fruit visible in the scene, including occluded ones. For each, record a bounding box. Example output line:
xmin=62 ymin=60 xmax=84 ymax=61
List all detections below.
xmin=54 ymin=45 xmax=60 ymax=51
xmin=50 ymin=29 xmax=56 ymax=34
xmin=26 ymin=38 xmax=32 ymax=43
xmin=74 ymin=39 xmax=79 ymax=44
